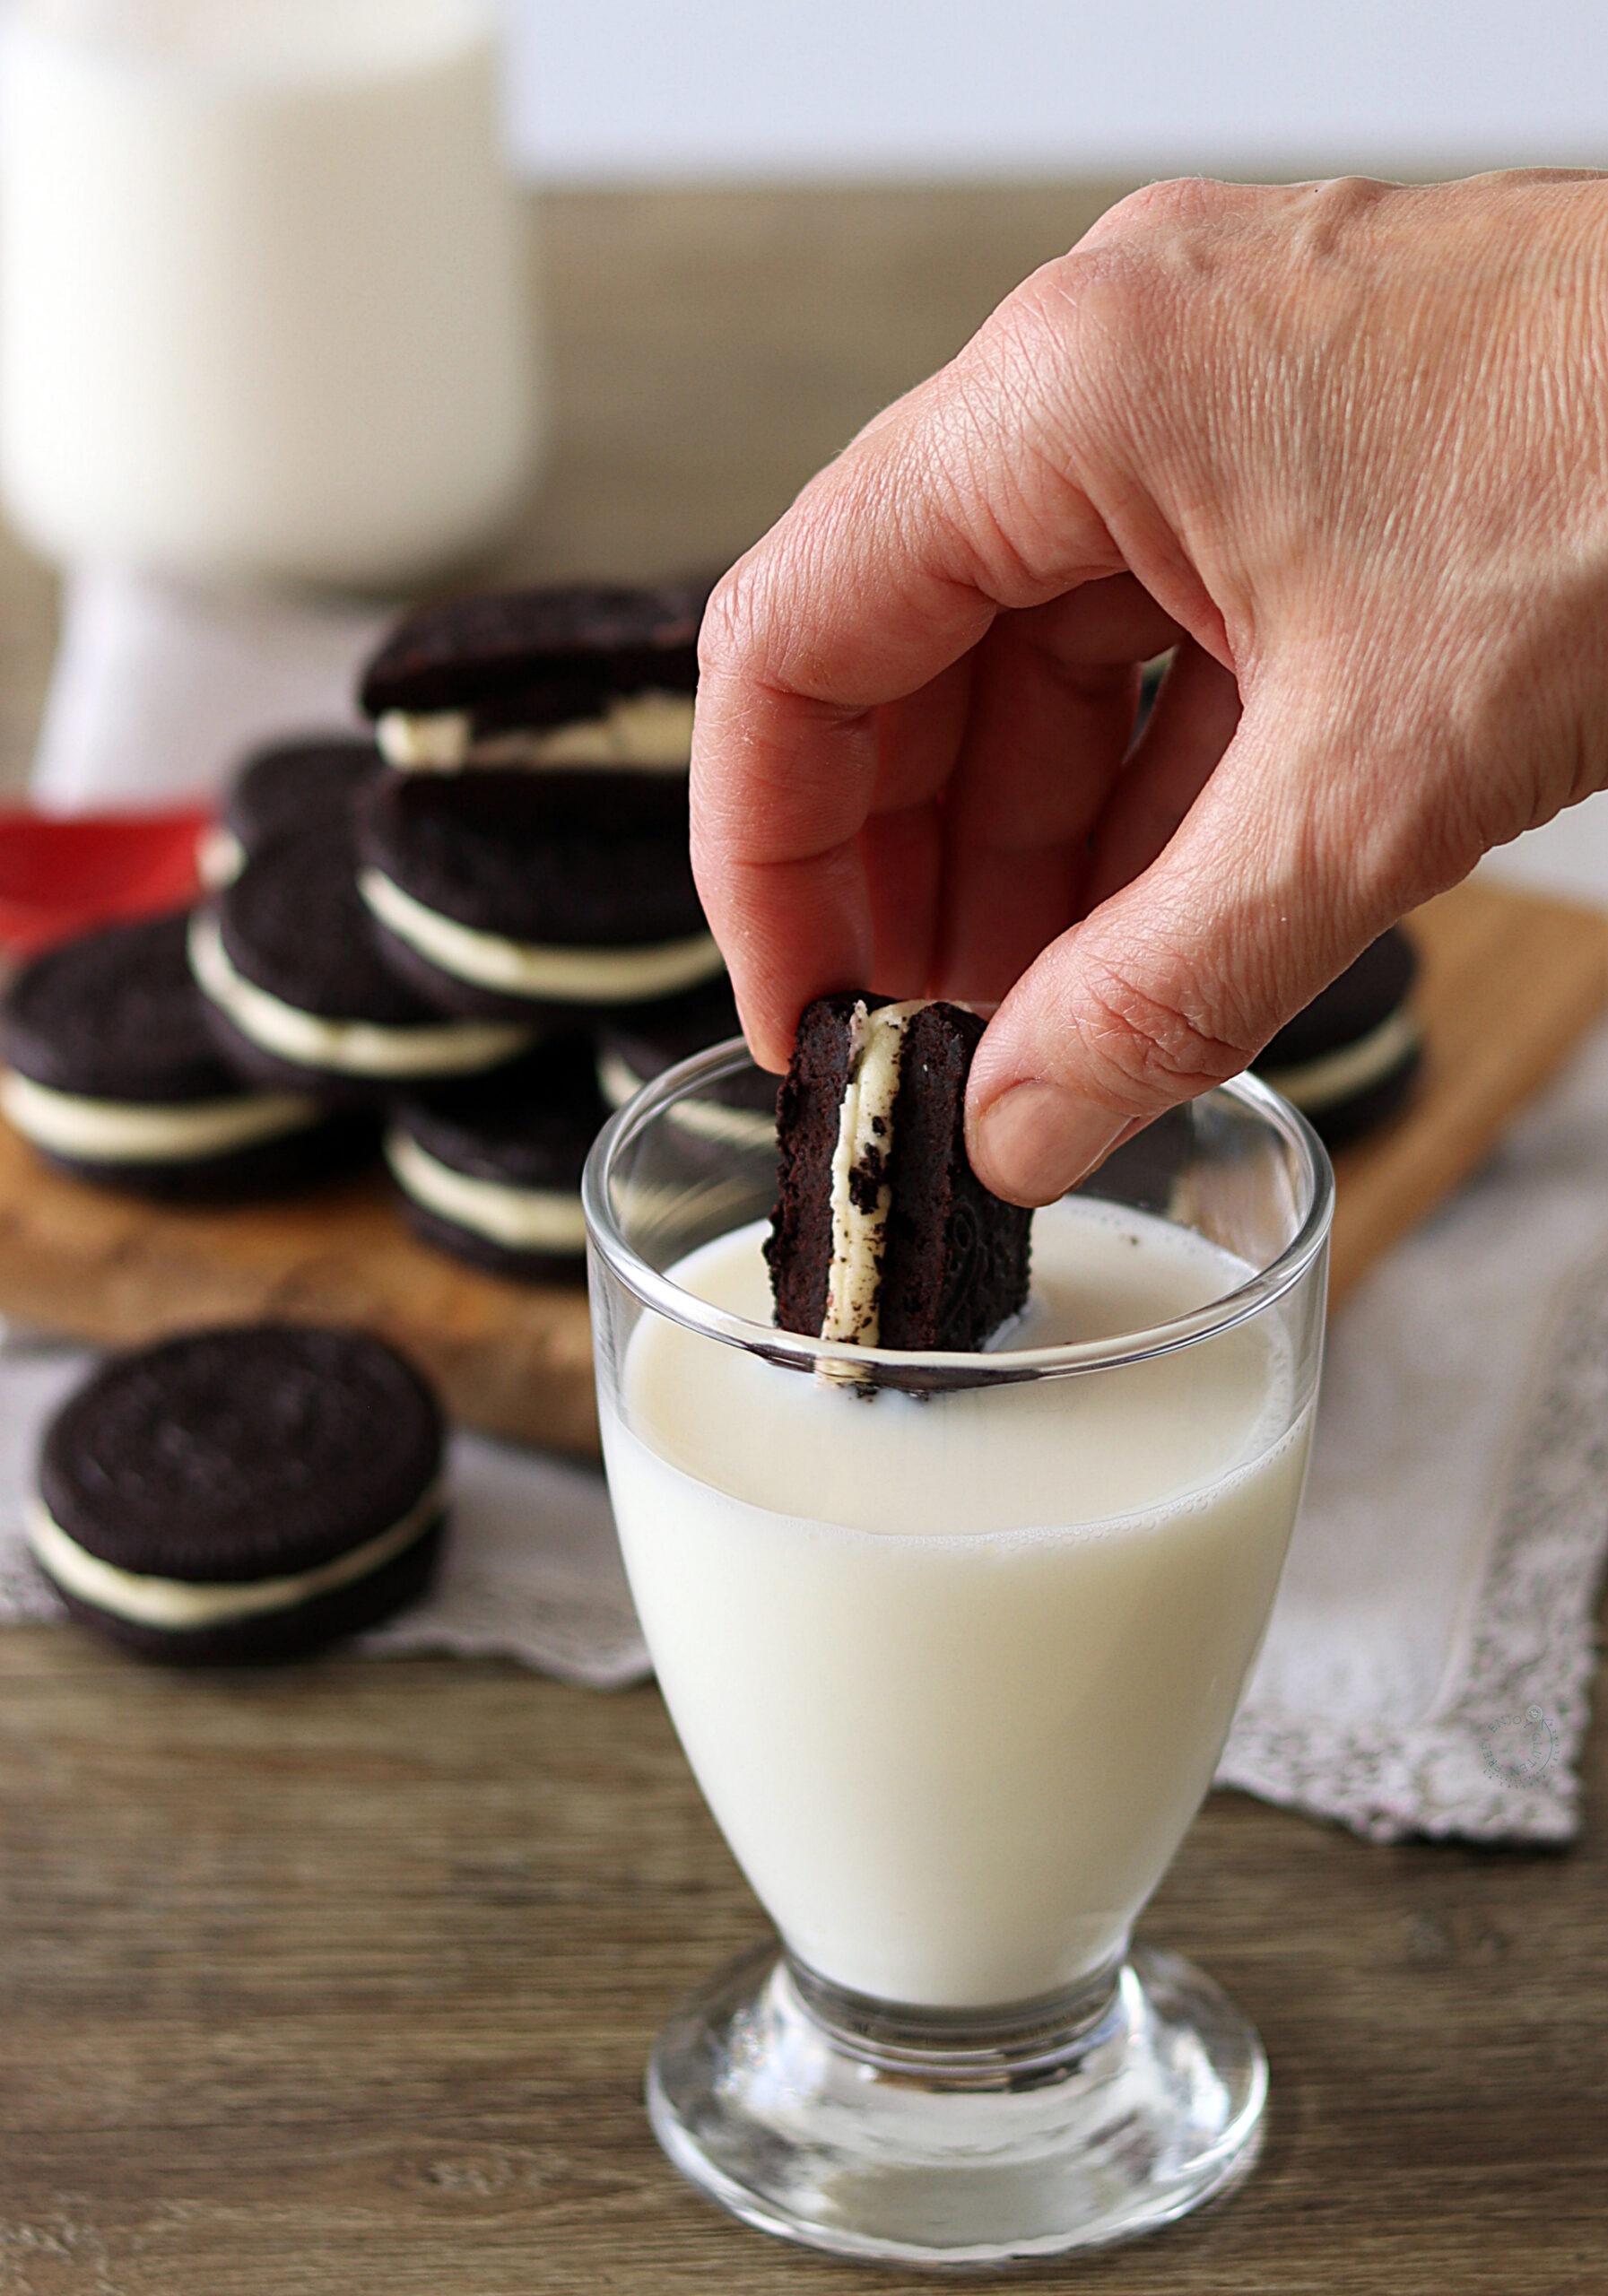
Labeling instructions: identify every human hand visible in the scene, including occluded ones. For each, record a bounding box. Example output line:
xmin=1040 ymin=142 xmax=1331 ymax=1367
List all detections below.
xmin=690 ymin=170 xmax=1608 ymax=1202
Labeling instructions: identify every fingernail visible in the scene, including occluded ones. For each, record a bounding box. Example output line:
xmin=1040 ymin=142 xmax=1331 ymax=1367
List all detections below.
xmin=969 ymin=1083 xmax=1126 ymax=1205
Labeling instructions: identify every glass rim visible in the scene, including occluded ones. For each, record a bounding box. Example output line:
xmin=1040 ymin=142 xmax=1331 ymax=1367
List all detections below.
xmin=582 ymin=1039 xmax=1334 ymax=1382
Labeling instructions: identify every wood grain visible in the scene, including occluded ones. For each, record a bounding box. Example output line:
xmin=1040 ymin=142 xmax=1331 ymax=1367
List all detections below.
xmin=0 ymin=1140 xmax=598 ymax=1455
xmin=0 ymin=1619 xmax=1602 ymax=2296
xmin=1329 ymin=877 xmax=1608 ymax=1304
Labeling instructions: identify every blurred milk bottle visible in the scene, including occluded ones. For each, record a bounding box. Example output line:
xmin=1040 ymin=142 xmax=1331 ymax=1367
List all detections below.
xmin=1 ymin=0 xmax=540 ymax=585
xmin=0 ymin=0 xmax=543 ymax=804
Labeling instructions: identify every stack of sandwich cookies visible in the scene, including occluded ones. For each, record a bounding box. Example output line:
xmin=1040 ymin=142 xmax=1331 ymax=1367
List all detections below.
xmin=0 ymin=913 xmax=367 ymax=1199
xmin=360 ymin=580 xmax=706 ymax=774
xmin=1252 ymin=925 xmax=1422 ymax=1145
xmin=30 ymin=1324 xmax=446 ymax=1664
xmin=386 ymin=1035 xmax=607 ymax=1280
xmin=197 ymin=735 xmax=382 ymax=889
xmin=596 ymin=971 xmax=776 ymax=1148
xmin=769 ymin=994 xmax=1032 ymax=1355
xmin=352 ymin=579 xmax=722 ymax=1022
xmin=355 ymin=766 xmax=722 ymax=1022
xmin=189 ymin=824 xmax=532 ymax=1101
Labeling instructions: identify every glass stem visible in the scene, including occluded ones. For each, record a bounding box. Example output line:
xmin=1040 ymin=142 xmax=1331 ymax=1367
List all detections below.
xmin=781 ymin=1948 xmax=1132 ymax=2092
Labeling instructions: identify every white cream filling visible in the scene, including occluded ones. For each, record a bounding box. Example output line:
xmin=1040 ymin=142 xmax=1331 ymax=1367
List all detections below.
xmin=196 ymin=821 xmax=247 ymax=889
xmin=27 ymin=1478 xmax=444 ymax=1631
xmin=596 ymin=1043 xmax=774 ymax=1152
xmin=1259 ymin=1008 xmax=1421 ymax=1115
xmin=1 ymin=1069 xmax=322 ymax=1163
xmin=376 ymin=709 xmax=474 ymax=768
xmin=376 ymin=691 xmax=695 ymax=774
xmin=385 ymin=1129 xmax=588 ymax=1253
xmin=187 ymin=910 xmax=531 ymax=1079
xmin=597 ymin=1044 xmax=648 ymax=1112
xmin=821 ymin=999 xmax=925 ymax=1349
xmin=359 ymin=867 xmax=724 ymax=1004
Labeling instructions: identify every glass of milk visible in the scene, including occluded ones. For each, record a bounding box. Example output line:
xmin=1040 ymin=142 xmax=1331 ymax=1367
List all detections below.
xmin=0 ymin=0 xmax=539 ymax=588
xmin=586 ymin=1048 xmax=1333 ymax=2269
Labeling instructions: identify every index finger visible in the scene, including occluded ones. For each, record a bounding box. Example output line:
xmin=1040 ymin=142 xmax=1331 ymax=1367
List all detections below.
xmin=689 ymin=291 xmax=1132 ymax=1068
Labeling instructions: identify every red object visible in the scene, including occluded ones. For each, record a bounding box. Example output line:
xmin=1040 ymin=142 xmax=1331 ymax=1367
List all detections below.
xmin=0 ymin=807 xmax=211 ymax=958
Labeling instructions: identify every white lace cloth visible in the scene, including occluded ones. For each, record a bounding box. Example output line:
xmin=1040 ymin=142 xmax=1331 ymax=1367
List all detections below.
xmin=3 ymin=1021 xmax=1605 ymax=1832
xmin=1218 ymin=1021 xmax=1608 ymax=1840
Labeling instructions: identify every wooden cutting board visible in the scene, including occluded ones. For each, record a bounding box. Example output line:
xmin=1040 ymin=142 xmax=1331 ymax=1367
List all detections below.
xmin=1325 ymin=877 xmax=1608 ymax=1300
xmin=0 ymin=874 xmax=1603 ymax=1457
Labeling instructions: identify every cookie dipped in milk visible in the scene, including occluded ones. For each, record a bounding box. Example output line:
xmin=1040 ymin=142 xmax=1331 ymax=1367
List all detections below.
xmin=597 ymin=995 xmax=1323 ymax=2007
xmin=585 ymin=994 xmax=1332 ymax=2262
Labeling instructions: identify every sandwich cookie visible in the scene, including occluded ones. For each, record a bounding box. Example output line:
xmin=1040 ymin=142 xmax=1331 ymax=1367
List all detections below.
xmin=0 ymin=912 xmax=368 ymax=1199
xmin=769 ymin=994 xmax=1032 ymax=1356
xmin=354 ymin=768 xmax=722 ymax=1022
xmin=360 ymin=579 xmax=707 ymax=774
xmin=190 ymin=825 xmax=532 ymax=1102
xmin=1252 ymin=926 xmax=1422 ymax=1146
xmin=198 ymin=735 xmax=382 ymax=889
xmin=596 ymin=972 xmax=776 ymax=1149
xmin=31 ymin=1323 xmax=447 ymax=1664
xmin=386 ymin=1034 xmax=608 ymax=1281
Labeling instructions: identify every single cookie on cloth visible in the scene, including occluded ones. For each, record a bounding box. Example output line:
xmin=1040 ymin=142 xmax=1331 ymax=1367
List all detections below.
xmin=354 ymin=767 xmax=723 ymax=1022
xmin=596 ymin=972 xmax=776 ymax=1145
xmin=197 ymin=735 xmax=382 ymax=888
xmin=30 ymin=1325 xmax=447 ymax=1664
xmin=189 ymin=824 xmax=533 ymax=1102
xmin=768 ymin=994 xmax=1032 ymax=1353
xmin=386 ymin=1034 xmax=607 ymax=1281
xmin=1252 ymin=925 xmax=1422 ymax=1145
xmin=0 ymin=912 xmax=369 ymax=1199
xmin=361 ymin=579 xmax=707 ymax=773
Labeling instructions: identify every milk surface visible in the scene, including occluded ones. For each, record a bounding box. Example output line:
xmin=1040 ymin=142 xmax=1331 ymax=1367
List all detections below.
xmin=0 ymin=0 xmax=537 ymax=584
xmin=604 ymin=1200 xmax=1313 ymax=2009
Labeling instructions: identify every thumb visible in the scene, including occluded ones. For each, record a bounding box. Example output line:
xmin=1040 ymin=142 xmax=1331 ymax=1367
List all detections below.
xmin=963 ymin=697 xmax=1427 ymax=1205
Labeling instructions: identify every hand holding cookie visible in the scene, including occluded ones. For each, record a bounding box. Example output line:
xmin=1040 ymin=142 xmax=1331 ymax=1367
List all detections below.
xmin=690 ymin=170 xmax=1608 ymax=1203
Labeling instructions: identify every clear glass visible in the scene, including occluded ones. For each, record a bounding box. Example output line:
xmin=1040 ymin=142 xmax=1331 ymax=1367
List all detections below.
xmin=585 ymin=1048 xmax=1332 ymax=2269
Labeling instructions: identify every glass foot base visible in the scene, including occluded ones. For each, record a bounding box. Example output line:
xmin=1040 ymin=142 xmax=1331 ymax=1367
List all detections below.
xmin=648 ymin=1940 xmax=1266 ymax=2269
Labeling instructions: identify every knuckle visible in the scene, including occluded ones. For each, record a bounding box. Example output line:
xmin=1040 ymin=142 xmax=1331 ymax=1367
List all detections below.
xmin=696 ymin=534 xmax=830 ymax=696
xmin=971 ymin=258 xmax=1149 ymax=520
xmin=1291 ymin=172 xmax=1393 ymax=255
xmin=1022 ymin=243 xmax=1160 ymax=359
xmin=695 ymin=560 xmax=759 ymax=683
xmin=1009 ymin=233 xmax=1186 ymax=420
xmin=700 ymin=446 xmax=900 ymax=694
xmin=1098 ymin=175 xmax=1226 ymax=237
xmin=1069 ymin=953 xmax=1254 ymax=1109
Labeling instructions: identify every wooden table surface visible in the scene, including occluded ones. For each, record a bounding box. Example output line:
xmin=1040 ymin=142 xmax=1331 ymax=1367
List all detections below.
xmin=1 ymin=184 xmax=1604 ymax=2294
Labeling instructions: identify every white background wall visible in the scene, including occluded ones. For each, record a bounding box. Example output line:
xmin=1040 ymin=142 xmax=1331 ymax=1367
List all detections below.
xmin=502 ymin=0 xmax=1608 ymax=184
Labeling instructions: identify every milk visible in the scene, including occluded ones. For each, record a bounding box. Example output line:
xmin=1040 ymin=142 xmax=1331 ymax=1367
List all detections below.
xmin=603 ymin=1200 xmax=1313 ymax=2010
xmin=0 ymin=0 xmax=538 ymax=585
